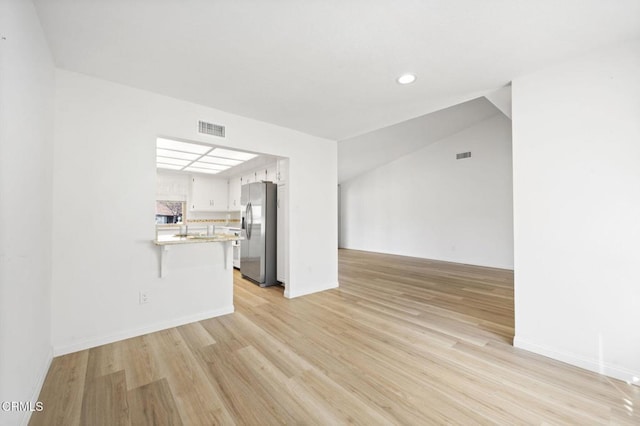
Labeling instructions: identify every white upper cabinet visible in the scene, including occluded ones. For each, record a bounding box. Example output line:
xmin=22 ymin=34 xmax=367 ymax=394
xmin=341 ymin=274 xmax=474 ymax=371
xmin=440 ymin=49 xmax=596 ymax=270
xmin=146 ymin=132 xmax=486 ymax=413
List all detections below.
xmin=241 ymin=171 xmax=256 ymax=186
xmin=246 ymin=167 xmax=273 ymax=183
xmin=189 ymin=175 xmax=228 ymax=211
xmin=240 ymin=162 xmax=278 ymax=185
xmin=265 ymin=164 xmax=277 ymax=183
xmin=228 ymin=176 xmax=242 ymax=211
xmin=276 ymin=158 xmax=288 ymax=184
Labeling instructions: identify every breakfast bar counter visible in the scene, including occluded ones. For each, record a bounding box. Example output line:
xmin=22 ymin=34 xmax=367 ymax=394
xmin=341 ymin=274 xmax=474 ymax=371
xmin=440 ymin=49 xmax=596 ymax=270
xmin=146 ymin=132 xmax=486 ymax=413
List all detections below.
xmin=153 ymin=233 xmax=243 ymax=277
xmin=153 ymin=233 xmax=242 ymax=245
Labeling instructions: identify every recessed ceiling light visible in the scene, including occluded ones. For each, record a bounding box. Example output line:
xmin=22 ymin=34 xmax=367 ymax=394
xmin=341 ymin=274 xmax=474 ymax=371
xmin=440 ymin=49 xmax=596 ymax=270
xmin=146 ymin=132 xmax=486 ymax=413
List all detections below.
xmin=397 ymin=74 xmax=417 ymax=85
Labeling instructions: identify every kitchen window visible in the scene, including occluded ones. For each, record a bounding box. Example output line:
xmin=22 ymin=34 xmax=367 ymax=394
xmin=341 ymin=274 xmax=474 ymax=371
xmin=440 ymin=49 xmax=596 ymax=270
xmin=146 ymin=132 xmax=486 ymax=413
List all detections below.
xmin=155 ymin=200 xmax=185 ymax=224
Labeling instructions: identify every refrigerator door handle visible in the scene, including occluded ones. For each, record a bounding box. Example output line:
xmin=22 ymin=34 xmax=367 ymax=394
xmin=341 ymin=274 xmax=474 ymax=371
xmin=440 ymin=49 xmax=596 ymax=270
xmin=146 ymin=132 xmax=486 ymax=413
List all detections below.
xmin=246 ymin=202 xmax=253 ymax=240
xmin=243 ymin=203 xmax=249 ymax=239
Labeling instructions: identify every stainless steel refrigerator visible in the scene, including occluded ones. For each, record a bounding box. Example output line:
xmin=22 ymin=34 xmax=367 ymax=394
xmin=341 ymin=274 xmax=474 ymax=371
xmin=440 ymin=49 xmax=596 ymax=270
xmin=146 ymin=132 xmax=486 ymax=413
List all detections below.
xmin=241 ymin=182 xmax=277 ymax=287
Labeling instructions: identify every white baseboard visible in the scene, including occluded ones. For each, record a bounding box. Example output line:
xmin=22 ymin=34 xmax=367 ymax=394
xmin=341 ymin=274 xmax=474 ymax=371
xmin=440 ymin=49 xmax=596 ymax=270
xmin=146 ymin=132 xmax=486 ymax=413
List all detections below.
xmin=514 ymin=336 xmax=639 ymax=386
xmin=21 ymin=346 xmax=53 ymax=426
xmin=285 ymin=282 xmax=339 ymax=299
xmin=53 ymin=306 xmax=234 ymax=356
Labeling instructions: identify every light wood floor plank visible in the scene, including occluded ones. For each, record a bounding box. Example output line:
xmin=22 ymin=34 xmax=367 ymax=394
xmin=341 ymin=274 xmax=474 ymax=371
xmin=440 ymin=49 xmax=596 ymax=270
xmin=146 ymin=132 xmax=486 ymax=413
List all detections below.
xmin=127 ymin=379 xmax=183 ymax=426
xmin=196 ymin=343 xmax=286 ymax=425
xmin=144 ymin=328 xmax=234 ymax=425
xmin=29 ymin=350 xmax=88 ymax=426
xmin=84 ymin=340 xmax=124 ymax=381
xmin=119 ymin=334 xmax=162 ymax=391
xmin=80 ymin=370 xmax=130 ymax=426
xmin=175 ymin=321 xmax=216 ymax=351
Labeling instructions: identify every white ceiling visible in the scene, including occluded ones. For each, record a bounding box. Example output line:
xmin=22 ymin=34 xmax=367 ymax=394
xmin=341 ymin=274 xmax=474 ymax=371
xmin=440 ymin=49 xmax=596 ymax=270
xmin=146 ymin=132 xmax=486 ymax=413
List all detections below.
xmin=34 ymin=0 xmax=640 ymax=141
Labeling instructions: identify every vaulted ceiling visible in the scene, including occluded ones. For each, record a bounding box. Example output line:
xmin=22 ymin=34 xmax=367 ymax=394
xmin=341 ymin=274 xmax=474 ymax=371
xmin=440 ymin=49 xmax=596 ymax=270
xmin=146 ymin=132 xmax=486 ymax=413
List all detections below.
xmin=338 ymin=97 xmax=501 ymax=182
xmin=34 ymin=0 xmax=640 ymax=141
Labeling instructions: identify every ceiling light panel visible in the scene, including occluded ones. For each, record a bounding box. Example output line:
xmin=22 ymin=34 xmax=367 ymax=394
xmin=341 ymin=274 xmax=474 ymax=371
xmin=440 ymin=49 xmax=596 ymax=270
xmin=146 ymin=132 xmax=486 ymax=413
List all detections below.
xmin=156 ymin=157 xmax=192 ymax=166
xmin=189 ymin=162 xmax=230 ymax=171
xmin=200 ymin=156 xmax=243 ymax=166
xmin=156 ymin=148 xmax=201 ymax=160
xmin=157 ymin=163 xmax=184 ymax=170
xmin=183 ymin=166 xmax=221 ymax=174
xmin=210 ymin=148 xmax=257 ymax=161
xmin=157 ymin=138 xmax=212 ymax=154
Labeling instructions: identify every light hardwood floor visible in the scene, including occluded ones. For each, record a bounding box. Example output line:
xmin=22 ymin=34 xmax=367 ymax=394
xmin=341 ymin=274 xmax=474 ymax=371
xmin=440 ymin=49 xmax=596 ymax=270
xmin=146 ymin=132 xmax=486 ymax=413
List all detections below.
xmin=31 ymin=249 xmax=639 ymax=425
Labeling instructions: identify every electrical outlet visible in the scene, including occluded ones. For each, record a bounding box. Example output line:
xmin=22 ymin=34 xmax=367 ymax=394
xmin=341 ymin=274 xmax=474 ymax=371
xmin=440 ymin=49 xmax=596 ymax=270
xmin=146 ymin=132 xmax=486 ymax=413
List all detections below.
xmin=139 ymin=291 xmax=149 ymax=304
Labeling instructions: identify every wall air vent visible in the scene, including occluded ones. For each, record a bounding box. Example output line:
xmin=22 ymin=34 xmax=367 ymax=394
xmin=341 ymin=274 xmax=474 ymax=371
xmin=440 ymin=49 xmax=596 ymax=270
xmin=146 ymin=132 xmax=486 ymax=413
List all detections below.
xmin=456 ymin=152 xmax=472 ymax=160
xmin=198 ymin=120 xmax=225 ymax=138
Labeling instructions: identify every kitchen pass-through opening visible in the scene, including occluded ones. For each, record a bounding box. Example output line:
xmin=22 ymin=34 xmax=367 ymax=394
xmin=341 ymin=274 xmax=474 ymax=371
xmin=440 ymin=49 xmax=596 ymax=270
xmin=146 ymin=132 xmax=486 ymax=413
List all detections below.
xmin=155 ymin=137 xmax=290 ymax=291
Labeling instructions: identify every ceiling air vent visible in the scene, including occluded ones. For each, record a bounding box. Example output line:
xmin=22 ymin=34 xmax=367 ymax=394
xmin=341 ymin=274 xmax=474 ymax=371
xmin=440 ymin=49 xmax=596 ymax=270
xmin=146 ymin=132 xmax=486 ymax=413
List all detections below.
xmin=456 ymin=152 xmax=471 ymax=160
xmin=198 ymin=120 xmax=225 ymax=138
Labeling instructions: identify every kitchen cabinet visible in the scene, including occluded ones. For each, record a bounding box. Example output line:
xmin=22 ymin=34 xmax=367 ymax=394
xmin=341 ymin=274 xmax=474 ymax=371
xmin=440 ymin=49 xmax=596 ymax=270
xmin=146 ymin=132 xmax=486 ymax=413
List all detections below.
xmin=276 ymin=158 xmax=288 ymax=184
xmin=241 ymin=162 xmax=278 ymax=186
xmin=265 ymin=164 xmax=277 ymax=183
xmin=189 ymin=175 xmax=228 ymax=211
xmin=241 ymin=171 xmax=256 ymax=186
xmin=228 ymin=176 xmax=241 ymax=211
xmin=248 ymin=167 xmax=271 ymax=183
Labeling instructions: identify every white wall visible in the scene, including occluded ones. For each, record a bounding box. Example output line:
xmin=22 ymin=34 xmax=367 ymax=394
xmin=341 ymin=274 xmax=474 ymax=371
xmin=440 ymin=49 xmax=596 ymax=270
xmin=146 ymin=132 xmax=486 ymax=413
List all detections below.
xmin=341 ymin=113 xmax=513 ymax=269
xmin=52 ymin=70 xmax=338 ymax=354
xmin=512 ymin=39 xmax=640 ymax=383
xmin=0 ymin=0 xmax=54 ymax=424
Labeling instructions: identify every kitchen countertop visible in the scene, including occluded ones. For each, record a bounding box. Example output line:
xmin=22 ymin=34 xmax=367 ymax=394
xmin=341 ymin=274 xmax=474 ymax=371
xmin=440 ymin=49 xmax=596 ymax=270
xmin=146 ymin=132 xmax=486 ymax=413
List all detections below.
xmin=153 ymin=233 xmax=243 ymax=246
